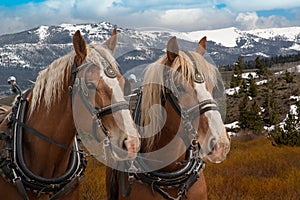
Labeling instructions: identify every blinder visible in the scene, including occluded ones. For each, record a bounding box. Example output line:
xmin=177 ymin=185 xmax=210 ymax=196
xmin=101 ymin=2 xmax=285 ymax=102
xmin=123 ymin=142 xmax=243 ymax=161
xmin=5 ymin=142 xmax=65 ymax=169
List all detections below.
xmin=104 ymin=65 xmax=117 ymax=78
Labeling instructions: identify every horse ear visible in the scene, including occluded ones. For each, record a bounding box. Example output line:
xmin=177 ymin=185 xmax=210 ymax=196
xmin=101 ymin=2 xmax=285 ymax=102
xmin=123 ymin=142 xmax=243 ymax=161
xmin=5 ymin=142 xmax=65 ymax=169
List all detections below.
xmin=167 ymin=36 xmax=179 ymax=63
xmin=73 ymin=30 xmax=87 ymax=66
xmin=104 ymin=28 xmax=118 ymax=54
xmin=196 ymin=36 xmax=206 ymax=55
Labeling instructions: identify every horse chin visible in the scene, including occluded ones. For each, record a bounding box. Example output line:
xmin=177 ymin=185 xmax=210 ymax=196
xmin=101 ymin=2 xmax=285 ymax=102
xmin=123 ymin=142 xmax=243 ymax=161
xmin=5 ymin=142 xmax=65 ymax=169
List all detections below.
xmin=110 ymin=145 xmax=137 ymax=161
xmin=201 ymin=154 xmax=226 ymax=164
xmin=200 ymin=142 xmax=230 ymax=164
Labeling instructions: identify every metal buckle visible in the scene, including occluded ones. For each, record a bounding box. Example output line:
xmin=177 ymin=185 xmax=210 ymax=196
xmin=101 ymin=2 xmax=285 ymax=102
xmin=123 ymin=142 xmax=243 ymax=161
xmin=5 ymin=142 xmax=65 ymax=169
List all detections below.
xmin=12 ymin=168 xmax=21 ymax=183
xmin=128 ymin=161 xmax=138 ymax=174
xmin=102 ymin=136 xmax=110 ymax=161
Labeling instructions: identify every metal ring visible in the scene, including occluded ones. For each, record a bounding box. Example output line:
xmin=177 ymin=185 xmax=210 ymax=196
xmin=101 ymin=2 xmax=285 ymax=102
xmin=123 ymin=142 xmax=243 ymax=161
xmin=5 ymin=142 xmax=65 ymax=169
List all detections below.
xmin=104 ymin=66 xmax=117 ymax=78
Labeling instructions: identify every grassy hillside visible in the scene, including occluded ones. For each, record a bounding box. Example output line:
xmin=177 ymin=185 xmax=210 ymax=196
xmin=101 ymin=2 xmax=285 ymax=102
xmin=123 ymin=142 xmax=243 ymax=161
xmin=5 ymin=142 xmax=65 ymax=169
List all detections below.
xmin=225 ymin=67 xmax=300 ymax=125
xmin=79 ymin=137 xmax=300 ymax=199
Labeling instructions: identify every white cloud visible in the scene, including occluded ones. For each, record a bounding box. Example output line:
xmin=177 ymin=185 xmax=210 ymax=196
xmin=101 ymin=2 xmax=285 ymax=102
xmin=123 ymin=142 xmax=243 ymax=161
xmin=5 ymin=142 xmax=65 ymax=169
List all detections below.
xmin=236 ymin=12 xmax=259 ymax=30
xmin=258 ymin=15 xmax=293 ymax=28
xmin=0 ymin=0 xmax=299 ymax=35
xmin=235 ymin=12 xmax=295 ymax=30
xmin=160 ymin=8 xmax=235 ymax=31
xmin=224 ymin=0 xmax=300 ymax=11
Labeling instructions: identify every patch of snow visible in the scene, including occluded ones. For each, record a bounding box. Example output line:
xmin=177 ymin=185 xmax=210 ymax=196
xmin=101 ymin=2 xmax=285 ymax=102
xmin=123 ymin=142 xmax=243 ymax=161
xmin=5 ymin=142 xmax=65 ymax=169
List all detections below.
xmin=264 ymin=125 xmax=275 ymax=131
xmin=242 ymin=72 xmax=258 ymax=79
xmin=287 ymin=43 xmax=300 ymax=51
xmin=228 ymin=132 xmax=237 ymax=136
xmin=125 ymin=56 xmax=146 ymax=61
xmin=290 ymin=96 xmax=300 ymax=101
xmin=175 ymin=27 xmax=241 ymax=48
xmin=244 ymin=52 xmax=269 ymax=58
xmin=225 ymin=87 xmax=240 ymax=95
xmin=290 ymin=105 xmax=298 ymax=116
xmin=225 ymin=121 xmax=240 ymax=129
xmin=247 ymin=27 xmax=300 ymax=42
xmin=256 ymin=80 xmax=267 ymax=85
xmin=35 ymin=26 xmax=49 ymax=42
xmin=296 ymin=65 xmax=300 ymax=72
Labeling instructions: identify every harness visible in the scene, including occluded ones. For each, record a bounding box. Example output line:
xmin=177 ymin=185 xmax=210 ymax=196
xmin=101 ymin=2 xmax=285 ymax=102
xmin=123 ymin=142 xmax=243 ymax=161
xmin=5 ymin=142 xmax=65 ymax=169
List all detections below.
xmin=119 ymin=56 xmax=220 ymax=200
xmin=0 ymin=52 xmax=129 ymax=199
xmin=0 ymin=91 xmax=87 ymax=200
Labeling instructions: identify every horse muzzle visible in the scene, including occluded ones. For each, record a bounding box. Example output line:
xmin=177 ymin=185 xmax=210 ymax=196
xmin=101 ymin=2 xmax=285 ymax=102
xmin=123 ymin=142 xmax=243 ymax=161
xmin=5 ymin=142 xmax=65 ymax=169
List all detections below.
xmin=110 ymin=135 xmax=140 ymax=161
xmin=201 ymin=139 xmax=230 ymax=163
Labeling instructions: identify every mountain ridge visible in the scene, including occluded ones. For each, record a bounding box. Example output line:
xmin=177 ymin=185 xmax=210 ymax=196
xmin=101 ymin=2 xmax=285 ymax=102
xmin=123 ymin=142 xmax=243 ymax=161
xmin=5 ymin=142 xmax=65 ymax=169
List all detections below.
xmin=0 ymin=22 xmax=299 ymax=70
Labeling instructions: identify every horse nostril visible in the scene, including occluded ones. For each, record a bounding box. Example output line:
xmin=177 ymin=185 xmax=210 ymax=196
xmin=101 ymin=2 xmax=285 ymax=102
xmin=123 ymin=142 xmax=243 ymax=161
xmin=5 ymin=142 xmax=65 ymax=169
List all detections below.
xmin=210 ymin=138 xmax=216 ymax=152
xmin=122 ymin=138 xmax=128 ymax=150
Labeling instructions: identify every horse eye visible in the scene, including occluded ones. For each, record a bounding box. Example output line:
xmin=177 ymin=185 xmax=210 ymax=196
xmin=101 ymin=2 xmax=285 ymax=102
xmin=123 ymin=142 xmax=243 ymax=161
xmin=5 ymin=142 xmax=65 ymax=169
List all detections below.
xmin=86 ymin=82 xmax=96 ymax=89
xmin=194 ymin=72 xmax=204 ymax=83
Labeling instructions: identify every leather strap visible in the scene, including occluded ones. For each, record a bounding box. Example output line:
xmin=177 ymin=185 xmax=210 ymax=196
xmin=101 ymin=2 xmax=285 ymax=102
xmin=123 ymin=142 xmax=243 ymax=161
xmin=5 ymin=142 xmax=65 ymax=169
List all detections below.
xmin=11 ymin=117 xmax=76 ymax=152
xmin=14 ymin=178 xmax=29 ymax=200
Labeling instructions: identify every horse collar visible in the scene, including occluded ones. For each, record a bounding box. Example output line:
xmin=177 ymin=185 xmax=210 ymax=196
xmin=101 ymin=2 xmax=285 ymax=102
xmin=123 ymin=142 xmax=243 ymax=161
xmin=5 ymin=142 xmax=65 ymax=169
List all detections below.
xmin=0 ymin=90 xmax=87 ymax=199
xmin=123 ymin=87 xmax=206 ymax=200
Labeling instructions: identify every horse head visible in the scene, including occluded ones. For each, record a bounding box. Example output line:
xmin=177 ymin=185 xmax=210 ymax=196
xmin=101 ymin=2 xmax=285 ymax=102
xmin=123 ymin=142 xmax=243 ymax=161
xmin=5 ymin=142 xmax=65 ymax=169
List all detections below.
xmin=141 ymin=36 xmax=230 ymax=164
xmin=164 ymin=36 xmax=230 ymax=163
xmin=71 ymin=29 xmax=140 ymax=161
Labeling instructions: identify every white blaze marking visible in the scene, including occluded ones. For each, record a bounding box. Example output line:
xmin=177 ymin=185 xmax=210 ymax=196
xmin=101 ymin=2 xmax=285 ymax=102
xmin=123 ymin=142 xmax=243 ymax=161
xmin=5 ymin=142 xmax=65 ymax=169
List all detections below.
xmin=194 ymin=82 xmax=225 ymax=139
xmin=100 ymin=68 xmax=138 ymax=137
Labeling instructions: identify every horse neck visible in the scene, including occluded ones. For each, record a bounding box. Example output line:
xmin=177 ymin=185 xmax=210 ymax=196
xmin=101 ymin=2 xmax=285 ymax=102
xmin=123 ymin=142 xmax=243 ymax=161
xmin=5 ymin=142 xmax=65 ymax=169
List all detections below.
xmin=23 ymin=87 xmax=76 ymax=178
xmin=142 ymin=101 xmax=187 ymax=172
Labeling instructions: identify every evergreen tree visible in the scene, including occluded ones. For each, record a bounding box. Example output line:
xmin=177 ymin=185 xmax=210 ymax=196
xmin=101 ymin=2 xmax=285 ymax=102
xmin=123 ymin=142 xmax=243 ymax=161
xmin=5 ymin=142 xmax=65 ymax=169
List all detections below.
xmin=283 ymin=70 xmax=294 ymax=84
xmin=269 ymin=101 xmax=300 ymax=146
xmin=239 ymin=79 xmax=248 ymax=94
xmin=281 ymin=111 xmax=300 ymax=146
xmin=255 ymin=56 xmax=265 ymax=78
xmin=230 ymin=74 xmax=240 ymax=88
xmin=230 ymin=55 xmax=245 ymax=88
xmin=297 ymin=100 xmax=300 ymax=119
xmin=236 ymin=55 xmax=245 ymax=72
xmin=239 ymin=94 xmax=249 ymax=129
xmin=248 ymin=74 xmax=258 ymax=97
xmin=248 ymin=101 xmax=264 ymax=135
xmin=262 ymin=76 xmax=279 ymax=125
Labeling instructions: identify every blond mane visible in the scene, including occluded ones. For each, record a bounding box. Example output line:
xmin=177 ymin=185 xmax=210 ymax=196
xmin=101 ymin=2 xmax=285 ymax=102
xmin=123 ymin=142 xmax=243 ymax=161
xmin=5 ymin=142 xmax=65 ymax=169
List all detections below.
xmin=140 ymin=51 xmax=218 ymax=151
xmin=29 ymin=44 xmax=119 ymax=116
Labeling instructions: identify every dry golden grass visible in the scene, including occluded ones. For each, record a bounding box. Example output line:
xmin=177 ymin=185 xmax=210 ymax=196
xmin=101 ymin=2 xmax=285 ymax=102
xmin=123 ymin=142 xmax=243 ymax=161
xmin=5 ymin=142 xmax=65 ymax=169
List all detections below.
xmin=80 ymin=159 xmax=107 ymax=200
xmin=80 ymin=137 xmax=300 ymax=199
xmin=205 ymin=137 xmax=300 ymax=200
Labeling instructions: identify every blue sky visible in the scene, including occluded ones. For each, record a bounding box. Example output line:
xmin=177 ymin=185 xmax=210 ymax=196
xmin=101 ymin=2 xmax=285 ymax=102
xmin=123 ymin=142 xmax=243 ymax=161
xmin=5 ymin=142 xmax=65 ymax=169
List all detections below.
xmin=1 ymin=0 xmax=44 ymax=6
xmin=0 ymin=0 xmax=300 ymax=35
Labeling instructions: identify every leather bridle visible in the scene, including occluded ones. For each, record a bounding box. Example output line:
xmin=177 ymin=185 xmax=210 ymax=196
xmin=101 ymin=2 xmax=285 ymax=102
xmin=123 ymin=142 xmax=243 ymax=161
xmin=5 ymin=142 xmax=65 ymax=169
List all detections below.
xmin=121 ymin=60 xmax=221 ymax=200
xmin=0 ymin=52 xmax=130 ymax=200
xmin=162 ymin=65 xmax=220 ymax=147
xmin=70 ymin=57 xmax=130 ymax=142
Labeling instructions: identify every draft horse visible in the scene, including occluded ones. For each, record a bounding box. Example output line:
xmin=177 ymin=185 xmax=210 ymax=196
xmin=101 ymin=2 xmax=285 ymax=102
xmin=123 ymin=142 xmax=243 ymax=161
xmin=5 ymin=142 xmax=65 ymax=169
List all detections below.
xmin=107 ymin=36 xmax=230 ymax=200
xmin=0 ymin=29 xmax=140 ymax=200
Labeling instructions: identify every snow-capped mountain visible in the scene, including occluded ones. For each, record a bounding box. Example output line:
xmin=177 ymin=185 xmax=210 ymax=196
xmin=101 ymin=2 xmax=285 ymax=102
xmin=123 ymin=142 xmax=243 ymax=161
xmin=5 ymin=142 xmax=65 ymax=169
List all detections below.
xmin=0 ymin=22 xmax=299 ymax=71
